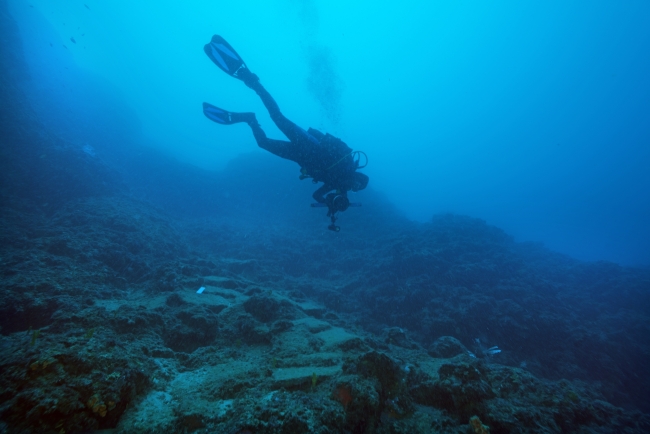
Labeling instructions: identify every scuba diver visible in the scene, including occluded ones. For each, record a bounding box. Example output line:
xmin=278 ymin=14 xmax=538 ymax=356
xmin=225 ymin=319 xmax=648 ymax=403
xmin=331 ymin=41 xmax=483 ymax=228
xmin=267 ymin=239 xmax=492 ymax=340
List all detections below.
xmin=202 ymin=35 xmax=368 ymax=231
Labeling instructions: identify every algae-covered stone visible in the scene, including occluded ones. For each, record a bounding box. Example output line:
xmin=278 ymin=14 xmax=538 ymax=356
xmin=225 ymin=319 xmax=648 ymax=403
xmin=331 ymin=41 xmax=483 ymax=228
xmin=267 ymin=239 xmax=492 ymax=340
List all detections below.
xmin=272 ymin=365 xmax=341 ymax=389
xmin=429 ymin=336 xmax=469 ymax=358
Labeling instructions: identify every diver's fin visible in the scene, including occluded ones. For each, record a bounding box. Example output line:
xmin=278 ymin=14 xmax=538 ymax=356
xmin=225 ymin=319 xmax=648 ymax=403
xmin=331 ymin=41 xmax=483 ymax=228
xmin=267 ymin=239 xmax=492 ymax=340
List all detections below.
xmin=202 ymin=102 xmax=255 ymax=125
xmin=204 ymin=35 xmax=252 ymax=78
xmin=204 ymin=35 xmax=260 ymax=85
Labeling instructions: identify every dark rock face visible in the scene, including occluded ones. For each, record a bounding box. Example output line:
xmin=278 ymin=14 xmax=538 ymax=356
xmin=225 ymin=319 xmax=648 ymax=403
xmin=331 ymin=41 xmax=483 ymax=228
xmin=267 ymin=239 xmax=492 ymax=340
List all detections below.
xmin=429 ymin=336 xmax=469 ymax=358
xmin=383 ymin=327 xmax=418 ymax=349
xmin=244 ymin=295 xmax=283 ymax=323
xmin=162 ymin=309 xmax=219 ymax=353
xmin=0 ymin=333 xmax=150 ymax=433
xmin=244 ymin=295 xmax=298 ymax=323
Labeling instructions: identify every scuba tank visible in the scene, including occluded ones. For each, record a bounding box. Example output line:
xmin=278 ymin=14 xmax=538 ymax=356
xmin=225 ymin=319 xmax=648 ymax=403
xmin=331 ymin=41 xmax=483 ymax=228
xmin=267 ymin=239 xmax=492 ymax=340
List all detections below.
xmin=300 ymin=128 xmax=363 ymax=183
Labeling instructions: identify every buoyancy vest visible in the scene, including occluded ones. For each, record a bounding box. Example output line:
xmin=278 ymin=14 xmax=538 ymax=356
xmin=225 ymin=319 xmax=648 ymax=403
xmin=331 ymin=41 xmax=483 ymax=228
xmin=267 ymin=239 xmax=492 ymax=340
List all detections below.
xmin=301 ymin=128 xmax=357 ymax=186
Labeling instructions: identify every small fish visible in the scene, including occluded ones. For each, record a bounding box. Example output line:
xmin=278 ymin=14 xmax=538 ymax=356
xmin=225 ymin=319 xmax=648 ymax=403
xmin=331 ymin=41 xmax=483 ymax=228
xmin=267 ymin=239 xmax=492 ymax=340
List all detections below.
xmin=50 ymin=42 xmax=53 ymax=47
xmin=84 ymin=4 xmax=90 ymax=10
xmin=70 ymin=37 xmax=76 ymax=44
xmin=63 ymin=45 xmax=67 ymax=49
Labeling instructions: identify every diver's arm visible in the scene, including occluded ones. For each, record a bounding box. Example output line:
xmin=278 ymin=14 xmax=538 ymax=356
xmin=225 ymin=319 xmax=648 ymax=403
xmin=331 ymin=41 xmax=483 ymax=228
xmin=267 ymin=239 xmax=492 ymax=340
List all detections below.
xmin=312 ymin=184 xmax=334 ymax=203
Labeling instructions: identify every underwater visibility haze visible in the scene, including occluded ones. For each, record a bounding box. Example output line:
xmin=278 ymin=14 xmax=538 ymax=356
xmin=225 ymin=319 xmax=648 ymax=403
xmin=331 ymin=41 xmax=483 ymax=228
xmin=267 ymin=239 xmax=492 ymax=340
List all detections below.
xmin=7 ymin=0 xmax=650 ymax=265
xmin=1 ymin=0 xmax=650 ymax=433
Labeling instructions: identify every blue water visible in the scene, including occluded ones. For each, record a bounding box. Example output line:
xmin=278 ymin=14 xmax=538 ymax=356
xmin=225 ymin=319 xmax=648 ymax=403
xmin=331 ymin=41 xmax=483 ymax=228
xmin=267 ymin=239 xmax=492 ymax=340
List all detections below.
xmin=8 ymin=0 xmax=650 ymax=266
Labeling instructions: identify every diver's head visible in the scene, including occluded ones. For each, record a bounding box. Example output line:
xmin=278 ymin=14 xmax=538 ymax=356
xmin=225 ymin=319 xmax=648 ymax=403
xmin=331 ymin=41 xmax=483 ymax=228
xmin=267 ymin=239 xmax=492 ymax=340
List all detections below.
xmin=351 ymin=172 xmax=369 ymax=192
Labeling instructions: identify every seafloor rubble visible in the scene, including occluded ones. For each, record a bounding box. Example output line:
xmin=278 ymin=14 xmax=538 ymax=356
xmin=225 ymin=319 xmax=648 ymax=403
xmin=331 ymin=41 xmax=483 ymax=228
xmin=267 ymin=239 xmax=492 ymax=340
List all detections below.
xmin=0 ymin=196 xmax=649 ymax=434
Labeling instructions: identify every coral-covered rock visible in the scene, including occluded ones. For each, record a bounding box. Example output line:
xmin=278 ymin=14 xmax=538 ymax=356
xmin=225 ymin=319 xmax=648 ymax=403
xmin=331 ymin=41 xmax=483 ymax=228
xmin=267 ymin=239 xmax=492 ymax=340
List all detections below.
xmin=429 ymin=336 xmax=469 ymax=358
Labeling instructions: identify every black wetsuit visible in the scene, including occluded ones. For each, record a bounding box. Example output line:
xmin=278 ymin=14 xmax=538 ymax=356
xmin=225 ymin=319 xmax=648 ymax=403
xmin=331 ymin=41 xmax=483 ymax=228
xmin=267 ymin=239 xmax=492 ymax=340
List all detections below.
xmin=244 ymin=79 xmax=364 ymax=204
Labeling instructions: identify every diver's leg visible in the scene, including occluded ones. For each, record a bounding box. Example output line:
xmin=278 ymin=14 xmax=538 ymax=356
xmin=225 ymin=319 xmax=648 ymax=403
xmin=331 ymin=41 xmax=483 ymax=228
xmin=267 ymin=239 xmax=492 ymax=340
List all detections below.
xmin=248 ymin=121 xmax=301 ymax=161
xmin=239 ymin=70 xmax=317 ymax=145
xmin=249 ymin=81 xmax=306 ymax=143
